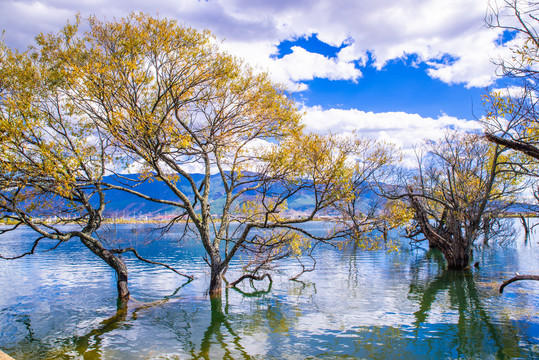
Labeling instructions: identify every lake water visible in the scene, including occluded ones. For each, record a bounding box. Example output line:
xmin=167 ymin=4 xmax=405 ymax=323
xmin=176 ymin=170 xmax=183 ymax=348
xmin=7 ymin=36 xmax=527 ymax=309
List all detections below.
xmin=0 ymin=221 xmax=538 ymax=359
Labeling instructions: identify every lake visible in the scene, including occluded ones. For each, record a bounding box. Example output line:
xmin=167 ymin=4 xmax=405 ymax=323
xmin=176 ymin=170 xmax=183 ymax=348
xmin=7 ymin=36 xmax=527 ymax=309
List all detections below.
xmin=0 ymin=221 xmax=538 ymax=359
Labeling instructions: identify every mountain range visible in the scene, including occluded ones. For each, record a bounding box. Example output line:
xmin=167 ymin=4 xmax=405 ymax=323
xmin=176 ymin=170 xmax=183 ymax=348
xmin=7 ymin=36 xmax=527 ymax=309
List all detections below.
xmin=101 ymin=173 xmax=321 ymax=218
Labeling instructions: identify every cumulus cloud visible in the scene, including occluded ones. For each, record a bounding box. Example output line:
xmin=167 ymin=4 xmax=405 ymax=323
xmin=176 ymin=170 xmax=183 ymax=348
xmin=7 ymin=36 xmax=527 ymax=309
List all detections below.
xmin=218 ymin=41 xmax=361 ymax=90
xmin=302 ymin=106 xmax=482 ymax=164
xmin=491 ymin=85 xmax=529 ymax=98
xmin=214 ymin=0 xmax=513 ymax=88
xmin=278 ymin=47 xmax=361 ymax=81
xmin=269 ymin=46 xmax=362 ymax=89
xmin=0 ymin=0 xmax=521 ymax=89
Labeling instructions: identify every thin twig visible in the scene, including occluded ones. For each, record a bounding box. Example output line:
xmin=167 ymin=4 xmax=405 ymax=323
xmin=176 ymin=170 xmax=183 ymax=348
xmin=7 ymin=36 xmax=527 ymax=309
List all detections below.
xmin=289 ymin=253 xmax=317 ymax=280
xmin=111 ymin=247 xmax=194 ymax=280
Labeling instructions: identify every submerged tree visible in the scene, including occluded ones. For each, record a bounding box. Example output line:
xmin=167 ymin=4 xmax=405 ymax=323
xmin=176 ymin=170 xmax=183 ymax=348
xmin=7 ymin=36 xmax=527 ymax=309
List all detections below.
xmin=0 ymin=30 xmax=192 ymax=304
xmin=484 ymin=0 xmax=539 ymax=290
xmin=484 ymin=0 xmax=539 ymax=178
xmin=401 ymin=132 xmax=520 ymax=269
xmin=0 ymin=14 xmax=396 ymax=299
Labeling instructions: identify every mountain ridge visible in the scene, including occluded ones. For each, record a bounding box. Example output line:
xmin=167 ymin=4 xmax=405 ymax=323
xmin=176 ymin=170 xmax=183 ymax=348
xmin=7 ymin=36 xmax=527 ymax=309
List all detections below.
xmin=101 ymin=173 xmax=319 ymax=217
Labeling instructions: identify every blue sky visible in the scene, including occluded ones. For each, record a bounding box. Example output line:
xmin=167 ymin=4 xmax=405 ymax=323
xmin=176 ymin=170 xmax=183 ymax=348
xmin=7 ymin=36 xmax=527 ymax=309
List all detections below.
xmin=0 ymin=0 xmax=523 ymax=154
xmin=278 ymin=35 xmax=485 ymax=119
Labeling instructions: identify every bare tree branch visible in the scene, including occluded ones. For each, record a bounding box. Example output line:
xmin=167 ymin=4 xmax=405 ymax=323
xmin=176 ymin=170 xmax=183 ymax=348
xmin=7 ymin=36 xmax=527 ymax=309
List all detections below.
xmin=485 ymin=132 xmax=539 ymax=160
xmin=227 ymin=273 xmax=273 ymax=288
xmin=289 ymin=254 xmax=317 ymax=280
xmin=111 ymin=247 xmax=194 ymax=280
xmin=499 ymin=274 xmax=539 ymax=293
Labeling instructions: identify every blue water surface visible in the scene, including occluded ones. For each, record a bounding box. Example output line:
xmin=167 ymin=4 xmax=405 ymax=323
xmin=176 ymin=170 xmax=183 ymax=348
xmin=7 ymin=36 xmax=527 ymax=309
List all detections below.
xmin=0 ymin=221 xmax=538 ymax=359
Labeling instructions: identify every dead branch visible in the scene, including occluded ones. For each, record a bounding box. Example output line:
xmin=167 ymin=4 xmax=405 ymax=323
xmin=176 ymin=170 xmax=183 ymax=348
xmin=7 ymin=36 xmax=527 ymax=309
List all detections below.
xmin=485 ymin=133 xmax=539 ymax=161
xmin=499 ymin=274 xmax=539 ymax=293
xmin=0 ymin=235 xmax=46 ymax=259
xmin=227 ymin=273 xmax=273 ymax=288
xmin=289 ymin=254 xmax=317 ymax=280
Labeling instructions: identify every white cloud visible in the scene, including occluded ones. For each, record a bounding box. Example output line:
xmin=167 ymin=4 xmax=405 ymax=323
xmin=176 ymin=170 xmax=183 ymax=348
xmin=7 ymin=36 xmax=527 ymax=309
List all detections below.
xmin=267 ymin=46 xmax=361 ymax=89
xmin=424 ymin=30 xmax=524 ymax=88
xmin=491 ymin=85 xmax=528 ymax=98
xmin=219 ymin=43 xmax=361 ymax=91
xmin=214 ymin=0 xmax=511 ymax=88
xmin=279 ymin=47 xmax=360 ymax=81
xmin=302 ymin=106 xmax=482 ymax=164
xmin=0 ymin=0 xmax=521 ymax=89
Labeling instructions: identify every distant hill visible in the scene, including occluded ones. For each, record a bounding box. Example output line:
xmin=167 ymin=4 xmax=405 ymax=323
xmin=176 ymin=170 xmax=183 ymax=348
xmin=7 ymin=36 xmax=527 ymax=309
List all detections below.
xmin=101 ymin=173 xmax=320 ymax=217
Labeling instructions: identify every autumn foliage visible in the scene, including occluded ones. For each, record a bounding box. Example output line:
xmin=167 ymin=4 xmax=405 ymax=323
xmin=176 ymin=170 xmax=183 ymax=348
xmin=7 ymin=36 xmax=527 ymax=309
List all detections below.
xmin=0 ymin=14 xmax=396 ymax=299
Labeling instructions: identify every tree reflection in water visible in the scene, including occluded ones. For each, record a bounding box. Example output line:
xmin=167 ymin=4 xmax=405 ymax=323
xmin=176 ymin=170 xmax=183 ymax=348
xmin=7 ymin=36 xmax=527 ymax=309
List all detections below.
xmin=25 ymin=280 xmax=193 ymax=359
xmin=410 ymin=266 xmax=525 ymax=359
xmin=196 ymin=295 xmax=250 ymax=360
xmin=2 ymin=242 xmax=538 ymax=359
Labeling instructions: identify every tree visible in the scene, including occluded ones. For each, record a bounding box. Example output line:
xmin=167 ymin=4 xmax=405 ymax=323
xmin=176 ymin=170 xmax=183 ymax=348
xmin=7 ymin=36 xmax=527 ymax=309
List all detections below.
xmin=400 ymin=132 xmax=520 ymax=269
xmin=332 ymin=139 xmax=404 ymax=250
xmin=484 ymin=0 xmax=539 ymax=174
xmin=0 ymin=29 xmax=192 ymax=305
xmin=484 ymin=0 xmax=539 ymax=290
xmin=0 ymin=14 xmax=396 ymax=299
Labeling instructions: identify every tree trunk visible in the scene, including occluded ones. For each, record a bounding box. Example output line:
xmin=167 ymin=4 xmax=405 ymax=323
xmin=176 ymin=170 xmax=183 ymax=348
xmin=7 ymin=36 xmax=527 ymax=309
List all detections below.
xmin=482 ymin=216 xmax=492 ymax=245
xmin=206 ymin=236 xmax=224 ymax=297
xmin=441 ymin=237 xmax=471 ymax=269
xmin=116 ymin=266 xmax=130 ymax=301
xmin=80 ymin=237 xmax=130 ymax=302
xmin=408 ymin=197 xmax=473 ymax=270
xmin=209 ymin=264 xmax=222 ymax=298
xmin=445 ymin=249 xmax=471 ymax=269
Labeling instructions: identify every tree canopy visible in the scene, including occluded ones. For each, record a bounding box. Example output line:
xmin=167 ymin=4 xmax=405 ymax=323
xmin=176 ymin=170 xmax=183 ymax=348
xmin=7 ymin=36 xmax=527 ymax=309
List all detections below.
xmin=396 ymin=131 xmax=522 ymax=268
xmin=0 ymin=13 xmax=397 ymax=301
xmin=484 ymin=0 xmax=539 ymax=290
